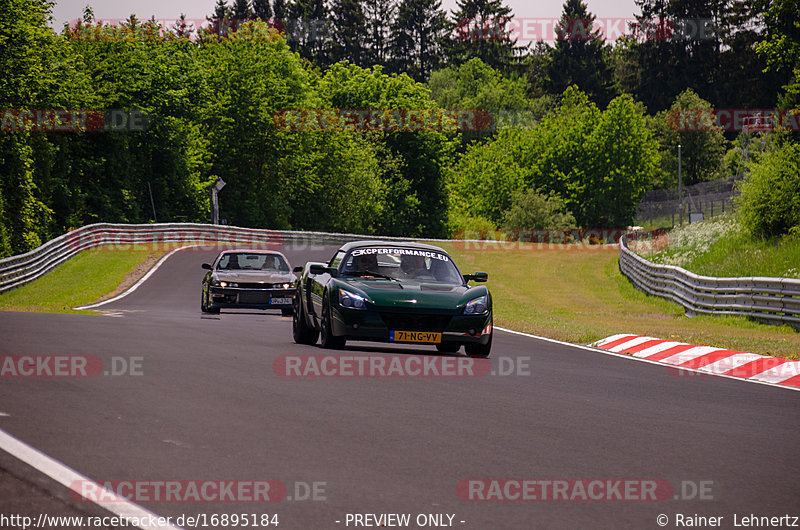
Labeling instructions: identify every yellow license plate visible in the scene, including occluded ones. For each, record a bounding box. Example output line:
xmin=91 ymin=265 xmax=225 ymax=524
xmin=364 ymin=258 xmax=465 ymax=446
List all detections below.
xmin=390 ymin=331 xmax=442 ymax=343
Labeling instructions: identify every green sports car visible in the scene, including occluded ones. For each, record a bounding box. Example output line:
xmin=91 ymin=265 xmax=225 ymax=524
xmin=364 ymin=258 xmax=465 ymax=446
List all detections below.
xmin=292 ymin=241 xmax=492 ymax=357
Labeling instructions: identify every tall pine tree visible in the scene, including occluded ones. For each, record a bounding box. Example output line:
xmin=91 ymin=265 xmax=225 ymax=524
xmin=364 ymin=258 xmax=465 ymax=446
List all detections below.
xmin=446 ymin=0 xmax=520 ymax=73
xmin=546 ymin=0 xmax=616 ymax=106
xmin=233 ymin=0 xmax=253 ymax=21
xmin=253 ymin=0 xmax=273 ymax=20
xmin=287 ymin=0 xmax=330 ymax=65
xmin=208 ymin=0 xmax=232 ymax=37
xmin=391 ymin=0 xmax=448 ymax=81
xmin=364 ymin=0 xmax=396 ymax=66
xmin=330 ymin=0 xmax=368 ymax=65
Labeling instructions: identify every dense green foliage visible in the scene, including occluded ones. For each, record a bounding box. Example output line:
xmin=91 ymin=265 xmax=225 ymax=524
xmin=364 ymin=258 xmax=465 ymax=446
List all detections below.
xmin=502 ymin=189 xmax=577 ymax=230
xmin=449 ymin=88 xmax=659 ymax=230
xmin=0 ymin=0 xmax=797 ymax=257
xmin=737 ymin=142 xmax=800 ymax=239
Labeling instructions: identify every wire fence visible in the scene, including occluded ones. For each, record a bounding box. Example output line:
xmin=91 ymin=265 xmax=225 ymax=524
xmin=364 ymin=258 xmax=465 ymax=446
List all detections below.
xmin=635 ymin=176 xmax=741 ymax=228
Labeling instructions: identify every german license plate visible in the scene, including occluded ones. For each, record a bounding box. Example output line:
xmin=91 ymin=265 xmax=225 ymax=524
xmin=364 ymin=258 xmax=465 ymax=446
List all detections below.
xmin=269 ymin=297 xmax=292 ymax=305
xmin=390 ymin=331 xmax=442 ymax=343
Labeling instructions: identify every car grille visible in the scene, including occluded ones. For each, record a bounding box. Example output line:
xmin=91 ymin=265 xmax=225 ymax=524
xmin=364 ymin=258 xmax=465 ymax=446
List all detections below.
xmin=234 ymin=282 xmax=284 ymax=289
xmin=379 ymin=312 xmax=452 ymax=332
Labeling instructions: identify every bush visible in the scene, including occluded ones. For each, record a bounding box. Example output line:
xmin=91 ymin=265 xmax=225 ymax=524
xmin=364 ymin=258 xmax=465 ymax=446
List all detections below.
xmin=737 ymin=142 xmax=800 ymax=238
xmin=502 ymin=189 xmax=577 ymax=230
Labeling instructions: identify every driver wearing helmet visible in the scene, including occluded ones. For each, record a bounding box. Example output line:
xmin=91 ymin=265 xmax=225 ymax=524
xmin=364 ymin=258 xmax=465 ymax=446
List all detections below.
xmin=400 ymin=254 xmax=432 ymax=279
xmin=352 ymin=253 xmax=378 ymax=276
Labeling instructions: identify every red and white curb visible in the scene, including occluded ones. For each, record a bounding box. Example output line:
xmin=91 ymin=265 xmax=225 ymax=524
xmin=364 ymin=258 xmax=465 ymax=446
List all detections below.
xmin=592 ymin=334 xmax=800 ymax=390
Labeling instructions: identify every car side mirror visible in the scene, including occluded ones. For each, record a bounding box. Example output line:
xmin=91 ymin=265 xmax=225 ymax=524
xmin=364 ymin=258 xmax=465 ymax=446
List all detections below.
xmin=464 ymin=272 xmax=488 ymax=283
xmin=309 ymin=264 xmax=337 ymax=277
xmin=202 ymin=263 xmax=212 ymax=270
xmin=293 ymin=266 xmax=303 ymax=273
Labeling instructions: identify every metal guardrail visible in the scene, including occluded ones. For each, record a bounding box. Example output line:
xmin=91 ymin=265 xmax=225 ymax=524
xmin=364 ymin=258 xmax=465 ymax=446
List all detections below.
xmin=619 ymin=234 xmax=800 ymax=327
xmin=0 ymin=223 xmax=438 ymax=295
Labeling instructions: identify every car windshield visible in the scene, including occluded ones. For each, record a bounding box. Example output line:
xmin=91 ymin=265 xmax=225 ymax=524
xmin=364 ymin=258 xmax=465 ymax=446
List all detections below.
xmin=340 ymin=247 xmax=463 ymax=284
xmin=217 ymin=253 xmax=289 ymax=271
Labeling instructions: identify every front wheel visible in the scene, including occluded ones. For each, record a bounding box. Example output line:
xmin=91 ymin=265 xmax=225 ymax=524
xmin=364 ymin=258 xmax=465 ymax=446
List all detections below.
xmin=320 ymin=294 xmax=346 ymax=349
xmin=202 ymin=290 xmax=219 ymax=314
xmin=293 ymin=294 xmax=319 ymax=345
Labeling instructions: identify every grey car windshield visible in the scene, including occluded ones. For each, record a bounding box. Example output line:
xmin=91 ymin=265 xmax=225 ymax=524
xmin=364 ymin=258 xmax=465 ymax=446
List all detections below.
xmin=341 ymin=248 xmax=462 ymax=284
xmin=217 ymin=253 xmax=289 ymax=271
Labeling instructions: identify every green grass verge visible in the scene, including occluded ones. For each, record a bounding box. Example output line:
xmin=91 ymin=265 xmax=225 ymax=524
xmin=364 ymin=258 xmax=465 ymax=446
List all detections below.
xmin=641 ymin=215 xmax=800 ymax=278
xmin=439 ymin=242 xmax=800 ymax=360
xmin=0 ymin=246 xmax=163 ymax=314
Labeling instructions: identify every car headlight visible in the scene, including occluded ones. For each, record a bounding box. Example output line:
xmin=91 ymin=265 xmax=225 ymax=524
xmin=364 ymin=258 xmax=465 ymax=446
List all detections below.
xmin=339 ymin=289 xmax=367 ymax=309
xmin=464 ymin=295 xmax=487 ymax=314
xmin=282 ymin=283 xmax=291 ymax=289
xmin=218 ymin=281 xmax=237 ymax=288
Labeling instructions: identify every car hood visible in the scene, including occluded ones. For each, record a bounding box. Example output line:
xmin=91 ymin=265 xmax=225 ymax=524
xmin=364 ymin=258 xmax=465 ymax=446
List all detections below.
xmin=215 ymin=270 xmax=295 ymax=284
xmin=337 ymin=279 xmax=488 ymax=310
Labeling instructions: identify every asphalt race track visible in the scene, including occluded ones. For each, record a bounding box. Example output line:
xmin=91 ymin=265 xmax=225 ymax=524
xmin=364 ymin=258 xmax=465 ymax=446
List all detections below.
xmin=1 ymin=245 xmax=799 ymax=529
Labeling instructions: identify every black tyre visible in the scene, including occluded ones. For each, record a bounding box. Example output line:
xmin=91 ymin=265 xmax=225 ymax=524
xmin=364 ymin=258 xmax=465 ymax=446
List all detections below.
xmin=202 ymin=291 xmax=220 ymax=314
xmin=464 ymin=326 xmax=492 ymax=358
xmin=293 ymin=292 xmax=319 ymax=345
xmin=320 ymin=294 xmax=346 ymax=349
xmin=436 ymin=343 xmax=460 ymax=353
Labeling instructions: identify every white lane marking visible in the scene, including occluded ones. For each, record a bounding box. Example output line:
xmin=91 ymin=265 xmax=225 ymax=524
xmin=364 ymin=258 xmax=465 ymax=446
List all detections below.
xmin=495 ymin=327 xmax=800 ymax=392
xmin=700 ymin=353 xmax=763 ymax=374
xmin=74 ymin=245 xmax=203 ymax=310
xmin=658 ymin=346 xmax=721 ymax=366
xmin=0 ymin=428 xmax=183 ymax=530
xmin=0 ymin=412 xmax=9 ymax=417
xmin=607 ymin=336 xmax=655 ymax=353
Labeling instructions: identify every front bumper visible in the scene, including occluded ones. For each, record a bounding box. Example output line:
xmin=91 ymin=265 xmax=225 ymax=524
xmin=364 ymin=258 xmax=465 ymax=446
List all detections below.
xmin=329 ymin=306 xmax=492 ymax=345
xmin=209 ymin=287 xmax=295 ymax=310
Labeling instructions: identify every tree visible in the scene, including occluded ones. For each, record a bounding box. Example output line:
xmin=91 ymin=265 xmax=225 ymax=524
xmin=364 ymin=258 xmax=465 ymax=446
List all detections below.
xmin=286 ymin=0 xmax=330 ymax=65
xmin=449 ymin=87 xmax=660 ymax=229
xmin=233 ymin=0 xmax=254 ymax=21
xmin=272 ymin=0 xmax=287 ymax=20
xmin=546 ymin=0 xmax=616 ymax=107
xmin=445 ymin=0 xmax=520 ymax=73
xmin=253 ymin=0 xmax=273 ymax=21
xmin=175 ymin=13 xmax=191 ymax=38
xmin=755 ymin=0 xmax=800 ymax=109
xmin=737 ymin=142 xmax=800 ymax=238
xmin=390 ymin=0 xmax=448 ymax=81
xmin=208 ymin=0 xmax=233 ymax=37
xmin=317 ymin=63 xmax=457 ymax=237
xmin=363 ymin=0 xmax=395 ymax=66
xmin=428 ymin=58 xmax=531 ymax=147
xmin=654 ymin=89 xmax=727 ymax=186
xmin=330 ymin=0 xmax=368 ymax=65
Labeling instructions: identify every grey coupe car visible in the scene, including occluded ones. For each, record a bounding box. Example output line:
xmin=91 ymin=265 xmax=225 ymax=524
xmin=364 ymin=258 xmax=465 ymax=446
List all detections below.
xmin=201 ymin=249 xmax=296 ymax=315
